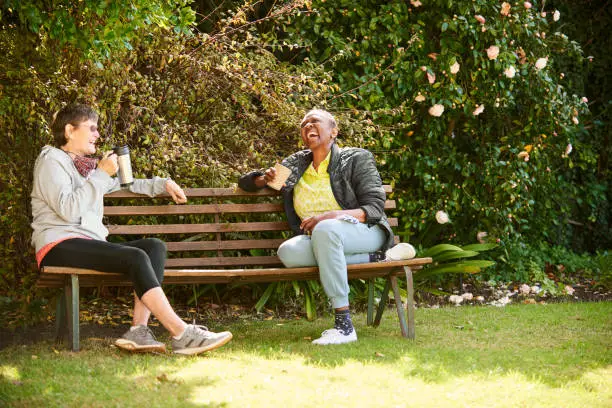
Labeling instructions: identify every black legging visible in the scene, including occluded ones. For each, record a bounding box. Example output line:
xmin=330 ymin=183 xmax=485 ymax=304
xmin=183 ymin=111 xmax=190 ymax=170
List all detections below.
xmin=41 ymin=238 xmax=166 ymax=298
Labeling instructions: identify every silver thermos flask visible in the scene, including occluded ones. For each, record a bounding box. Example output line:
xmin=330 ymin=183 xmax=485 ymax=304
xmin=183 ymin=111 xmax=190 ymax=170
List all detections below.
xmin=113 ymin=145 xmax=134 ymax=187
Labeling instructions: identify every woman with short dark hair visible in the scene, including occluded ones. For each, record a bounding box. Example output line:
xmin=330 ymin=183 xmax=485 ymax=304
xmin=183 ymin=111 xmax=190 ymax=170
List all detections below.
xmin=32 ymin=103 xmax=232 ymax=355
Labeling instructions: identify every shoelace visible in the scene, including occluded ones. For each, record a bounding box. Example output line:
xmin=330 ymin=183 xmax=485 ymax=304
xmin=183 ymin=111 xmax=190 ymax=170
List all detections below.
xmin=191 ymin=324 xmax=210 ymax=333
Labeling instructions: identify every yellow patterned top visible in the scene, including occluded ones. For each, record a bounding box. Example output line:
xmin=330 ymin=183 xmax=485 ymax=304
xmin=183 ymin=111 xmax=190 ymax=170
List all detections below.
xmin=293 ymin=151 xmax=342 ymax=220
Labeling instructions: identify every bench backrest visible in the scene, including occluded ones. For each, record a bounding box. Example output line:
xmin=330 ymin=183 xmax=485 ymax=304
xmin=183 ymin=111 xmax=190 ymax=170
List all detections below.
xmin=104 ymin=186 xmax=398 ymax=269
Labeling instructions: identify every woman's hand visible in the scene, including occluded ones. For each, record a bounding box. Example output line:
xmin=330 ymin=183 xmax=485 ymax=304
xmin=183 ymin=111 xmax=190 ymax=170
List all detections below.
xmin=98 ymin=153 xmax=118 ymax=176
xmin=255 ymin=166 xmax=278 ymax=188
xmin=300 ymin=209 xmax=367 ymax=235
xmin=165 ymin=179 xmax=187 ymax=204
xmin=300 ymin=212 xmax=337 ymax=234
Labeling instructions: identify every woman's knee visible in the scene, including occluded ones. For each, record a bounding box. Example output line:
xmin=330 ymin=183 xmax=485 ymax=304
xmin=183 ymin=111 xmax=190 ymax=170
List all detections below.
xmin=141 ymin=238 xmax=167 ymax=256
xmin=311 ymin=219 xmax=342 ymax=243
xmin=277 ymin=238 xmax=315 ymax=267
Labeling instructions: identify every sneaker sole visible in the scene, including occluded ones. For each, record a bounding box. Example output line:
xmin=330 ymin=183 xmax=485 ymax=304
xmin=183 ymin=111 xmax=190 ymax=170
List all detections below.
xmin=114 ymin=339 xmax=167 ymax=353
xmin=312 ymin=336 xmax=358 ymax=345
xmin=173 ymin=332 xmax=233 ymax=355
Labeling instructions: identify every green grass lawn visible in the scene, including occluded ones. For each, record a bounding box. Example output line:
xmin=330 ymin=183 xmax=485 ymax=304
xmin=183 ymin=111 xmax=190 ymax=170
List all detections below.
xmin=1 ymin=302 xmax=611 ymax=407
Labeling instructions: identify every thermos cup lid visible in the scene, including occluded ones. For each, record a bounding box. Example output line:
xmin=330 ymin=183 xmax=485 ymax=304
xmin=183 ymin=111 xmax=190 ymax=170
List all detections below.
xmin=113 ymin=145 xmax=129 ymax=155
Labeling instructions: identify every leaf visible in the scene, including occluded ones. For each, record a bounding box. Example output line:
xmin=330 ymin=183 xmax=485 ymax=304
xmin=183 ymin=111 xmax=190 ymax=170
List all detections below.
xmin=254 ymin=283 xmax=275 ymax=312
xmin=435 ymin=250 xmax=480 ymax=262
xmin=461 ymin=243 xmax=498 ymax=252
xmin=420 ymin=244 xmax=463 ymax=258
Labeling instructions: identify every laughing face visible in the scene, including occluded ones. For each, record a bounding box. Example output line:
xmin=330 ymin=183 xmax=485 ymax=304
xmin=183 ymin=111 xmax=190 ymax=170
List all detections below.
xmin=300 ymin=110 xmax=338 ymax=153
xmin=64 ymin=119 xmax=100 ymax=156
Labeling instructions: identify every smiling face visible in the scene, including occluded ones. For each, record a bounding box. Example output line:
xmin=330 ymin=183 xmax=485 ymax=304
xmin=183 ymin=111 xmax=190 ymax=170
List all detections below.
xmin=300 ymin=110 xmax=338 ymax=153
xmin=63 ymin=119 xmax=100 ymax=156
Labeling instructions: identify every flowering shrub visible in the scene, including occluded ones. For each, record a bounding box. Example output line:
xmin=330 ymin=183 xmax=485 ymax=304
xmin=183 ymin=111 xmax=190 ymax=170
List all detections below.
xmin=281 ymin=0 xmax=605 ymax=255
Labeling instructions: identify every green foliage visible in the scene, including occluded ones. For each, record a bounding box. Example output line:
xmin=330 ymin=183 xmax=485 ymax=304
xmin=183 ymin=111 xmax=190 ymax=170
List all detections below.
xmin=280 ymin=0 xmax=609 ymax=255
xmin=0 ymin=0 xmax=196 ymax=61
xmin=0 ymin=1 xmax=368 ymax=304
xmin=486 ymin=238 xmax=600 ymax=289
xmin=417 ymin=243 xmax=496 ymax=280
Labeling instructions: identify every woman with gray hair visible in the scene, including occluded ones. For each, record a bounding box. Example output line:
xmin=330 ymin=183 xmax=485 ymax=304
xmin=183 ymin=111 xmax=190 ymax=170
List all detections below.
xmin=239 ymin=109 xmax=410 ymax=345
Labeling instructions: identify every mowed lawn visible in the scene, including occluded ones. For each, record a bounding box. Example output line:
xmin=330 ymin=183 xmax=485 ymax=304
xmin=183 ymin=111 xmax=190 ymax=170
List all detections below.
xmin=1 ymin=302 xmax=610 ymax=407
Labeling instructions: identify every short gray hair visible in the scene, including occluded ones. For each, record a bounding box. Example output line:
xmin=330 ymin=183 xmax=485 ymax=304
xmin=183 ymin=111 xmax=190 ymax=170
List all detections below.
xmin=301 ymin=109 xmax=337 ymax=129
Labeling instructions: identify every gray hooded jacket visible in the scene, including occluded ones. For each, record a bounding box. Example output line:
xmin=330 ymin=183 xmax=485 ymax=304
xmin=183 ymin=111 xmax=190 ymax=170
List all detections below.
xmin=31 ymin=146 xmax=168 ymax=252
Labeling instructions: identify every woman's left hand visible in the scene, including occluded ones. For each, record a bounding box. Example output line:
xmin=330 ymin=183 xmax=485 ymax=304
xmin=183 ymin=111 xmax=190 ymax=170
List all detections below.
xmin=300 ymin=212 xmax=335 ymax=234
xmin=166 ymin=179 xmax=187 ymax=204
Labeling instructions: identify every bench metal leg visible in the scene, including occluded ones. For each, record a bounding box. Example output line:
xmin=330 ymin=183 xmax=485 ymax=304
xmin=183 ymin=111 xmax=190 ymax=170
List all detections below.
xmin=366 ymin=278 xmax=374 ymax=325
xmin=390 ymin=275 xmax=409 ymax=338
xmin=373 ymin=277 xmax=391 ymax=327
xmin=64 ymin=275 xmax=80 ymax=352
xmin=404 ymin=266 xmax=416 ymax=339
xmin=55 ymin=290 xmax=67 ymax=342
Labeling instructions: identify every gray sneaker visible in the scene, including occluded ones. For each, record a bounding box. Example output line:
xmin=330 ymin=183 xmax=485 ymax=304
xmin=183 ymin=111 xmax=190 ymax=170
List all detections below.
xmin=115 ymin=325 xmax=167 ymax=353
xmin=172 ymin=324 xmax=233 ymax=355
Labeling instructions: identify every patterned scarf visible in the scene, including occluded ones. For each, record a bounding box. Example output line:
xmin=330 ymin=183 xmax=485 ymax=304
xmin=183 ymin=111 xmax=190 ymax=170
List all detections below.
xmin=72 ymin=155 xmax=99 ymax=178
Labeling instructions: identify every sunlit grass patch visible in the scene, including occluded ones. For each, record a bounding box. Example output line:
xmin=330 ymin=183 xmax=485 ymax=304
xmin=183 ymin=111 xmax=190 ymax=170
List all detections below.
xmin=1 ymin=302 xmax=610 ymax=407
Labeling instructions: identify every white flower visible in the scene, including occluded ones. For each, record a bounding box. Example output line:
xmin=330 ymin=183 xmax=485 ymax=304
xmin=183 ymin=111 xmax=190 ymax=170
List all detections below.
xmin=476 ymin=295 xmax=485 ymax=302
xmin=486 ymin=45 xmax=500 ymax=60
xmin=520 ymin=284 xmax=531 ymax=295
xmin=524 ymin=2 xmax=532 ymax=9
xmin=461 ymin=293 xmax=474 ymax=300
xmin=582 ymin=97 xmax=588 ymax=103
xmin=565 ymin=285 xmax=575 ymax=295
xmin=477 ymin=231 xmax=488 ymax=243
xmin=415 ymin=94 xmax=426 ymax=102
xmin=504 ymin=66 xmax=516 ymax=78
xmin=565 ymin=143 xmax=573 ymax=156
xmin=435 ymin=210 xmax=450 ymax=224
xmin=428 ymin=104 xmax=445 ymax=117
xmin=473 ymin=104 xmax=485 ymax=116
xmin=427 ymin=71 xmax=436 ymax=84
xmin=518 ymin=151 xmax=530 ymax=161
xmin=553 ymin=10 xmax=560 ymax=21
xmin=450 ymin=61 xmax=460 ymax=74
xmin=572 ymin=116 xmax=579 ymax=125
xmin=475 ymin=15 xmax=486 ymax=24
xmin=541 ymin=11 xmax=547 ymax=17
xmin=501 ymin=2 xmax=511 ymax=16
xmin=531 ymin=285 xmax=541 ymax=294
xmin=535 ymin=57 xmax=548 ymax=70
xmin=449 ymin=295 xmax=464 ymax=305
xmin=410 ymin=0 xmax=422 ymax=7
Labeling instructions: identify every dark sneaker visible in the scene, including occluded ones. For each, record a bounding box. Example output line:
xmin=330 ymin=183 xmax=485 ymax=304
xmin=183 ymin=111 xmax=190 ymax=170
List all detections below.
xmin=172 ymin=324 xmax=233 ymax=355
xmin=115 ymin=325 xmax=167 ymax=353
xmin=369 ymin=251 xmax=386 ymax=262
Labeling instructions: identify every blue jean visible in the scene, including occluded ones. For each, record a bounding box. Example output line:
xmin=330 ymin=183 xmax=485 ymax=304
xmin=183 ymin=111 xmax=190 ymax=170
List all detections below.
xmin=277 ymin=219 xmax=386 ymax=309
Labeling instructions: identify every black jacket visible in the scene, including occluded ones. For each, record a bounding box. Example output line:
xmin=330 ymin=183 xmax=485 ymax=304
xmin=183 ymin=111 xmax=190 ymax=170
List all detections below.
xmin=238 ymin=143 xmax=394 ymax=250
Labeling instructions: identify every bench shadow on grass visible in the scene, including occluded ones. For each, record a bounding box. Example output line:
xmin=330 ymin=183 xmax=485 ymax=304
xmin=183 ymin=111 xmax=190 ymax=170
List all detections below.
xmin=227 ymin=303 xmax=612 ymax=388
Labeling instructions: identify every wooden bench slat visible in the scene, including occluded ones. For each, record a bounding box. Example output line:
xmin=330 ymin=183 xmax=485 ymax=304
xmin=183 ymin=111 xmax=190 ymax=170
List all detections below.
xmin=104 ymin=203 xmax=284 ymax=216
xmin=108 ymin=218 xmax=398 ymax=234
xmin=166 ymin=239 xmax=285 ymax=251
xmin=104 ymin=185 xmax=393 ymax=199
xmin=166 ymin=256 xmax=282 ymax=268
xmin=104 ymin=200 xmax=396 ymax=216
xmin=41 ymin=258 xmax=431 ymax=276
xmin=108 ymin=221 xmax=290 ymax=234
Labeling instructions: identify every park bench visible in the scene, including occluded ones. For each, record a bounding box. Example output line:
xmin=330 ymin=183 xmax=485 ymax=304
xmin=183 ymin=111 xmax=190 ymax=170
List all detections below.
xmin=37 ymin=186 xmax=432 ymax=351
